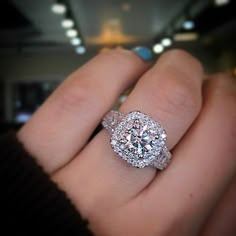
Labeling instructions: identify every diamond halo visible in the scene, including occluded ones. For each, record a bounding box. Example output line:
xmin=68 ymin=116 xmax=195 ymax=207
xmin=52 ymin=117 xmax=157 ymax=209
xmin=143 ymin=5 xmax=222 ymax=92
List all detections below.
xmin=102 ymin=110 xmax=171 ymax=169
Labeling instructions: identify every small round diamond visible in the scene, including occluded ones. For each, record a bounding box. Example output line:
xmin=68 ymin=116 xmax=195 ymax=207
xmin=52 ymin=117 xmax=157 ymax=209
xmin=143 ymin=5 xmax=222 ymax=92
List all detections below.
xmin=111 ymin=140 xmax=117 ymax=146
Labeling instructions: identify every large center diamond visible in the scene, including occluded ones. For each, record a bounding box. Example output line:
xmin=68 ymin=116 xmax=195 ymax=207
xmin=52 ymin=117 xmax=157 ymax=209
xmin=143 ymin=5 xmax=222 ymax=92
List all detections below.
xmin=111 ymin=111 xmax=167 ymax=168
xmin=124 ymin=123 xmax=156 ymax=156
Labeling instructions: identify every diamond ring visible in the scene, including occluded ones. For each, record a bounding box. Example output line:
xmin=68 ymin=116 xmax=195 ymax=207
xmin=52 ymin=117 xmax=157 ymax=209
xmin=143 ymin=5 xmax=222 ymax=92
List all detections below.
xmin=102 ymin=110 xmax=172 ymax=170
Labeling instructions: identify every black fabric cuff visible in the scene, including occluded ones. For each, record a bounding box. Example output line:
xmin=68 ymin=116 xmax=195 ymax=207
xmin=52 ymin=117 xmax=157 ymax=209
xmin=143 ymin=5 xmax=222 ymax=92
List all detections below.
xmin=0 ymin=131 xmax=93 ymax=235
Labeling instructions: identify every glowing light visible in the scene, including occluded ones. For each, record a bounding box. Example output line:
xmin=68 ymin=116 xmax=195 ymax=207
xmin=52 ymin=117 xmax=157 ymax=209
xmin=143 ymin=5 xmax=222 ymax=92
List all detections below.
xmin=15 ymin=113 xmax=32 ymax=123
xmin=51 ymin=3 xmax=66 ymax=14
xmin=87 ymin=20 xmax=136 ymax=45
xmin=174 ymin=33 xmax=199 ymax=41
xmin=61 ymin=18 xmax=74 ymax=28
xmin=215 ymin=0 xmax=230 ymax=6
xmin=153 ymin=44 xmax=164 ymax=54
xmin=122 ymin=3 xmax=131 ymax=12
xmin=233 ymin=68 xmax=236 ymax=77
xmin=76 ymin=46 xmax=86 ymax=54
xmin=183 ymin=20 xmax=195 ymax=30
xmin=70 ymin=37 xmax=82 ymax=46
xmin=66 ymin=29 xmax=78 ymax=38
xmin=161 ymin=38 xmax=172 ymax=47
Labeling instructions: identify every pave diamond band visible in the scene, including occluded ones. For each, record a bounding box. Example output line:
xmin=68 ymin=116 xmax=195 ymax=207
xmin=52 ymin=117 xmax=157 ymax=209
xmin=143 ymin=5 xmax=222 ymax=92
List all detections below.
xmin=102 ymin=110 xmax=172 ymax=170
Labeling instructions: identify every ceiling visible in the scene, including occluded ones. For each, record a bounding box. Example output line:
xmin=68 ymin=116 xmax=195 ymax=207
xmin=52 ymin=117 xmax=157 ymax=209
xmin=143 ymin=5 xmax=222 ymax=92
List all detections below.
xmin=0 ymin=0 xmax=235 ymax=52
xmin=0 ymin=0 xmax=194 ymax=47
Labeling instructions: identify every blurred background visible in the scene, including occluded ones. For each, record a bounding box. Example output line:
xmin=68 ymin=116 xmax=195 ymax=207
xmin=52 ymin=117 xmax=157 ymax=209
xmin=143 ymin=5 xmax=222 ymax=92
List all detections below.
xmin=0 ymin=0 xmax=235 ymax=133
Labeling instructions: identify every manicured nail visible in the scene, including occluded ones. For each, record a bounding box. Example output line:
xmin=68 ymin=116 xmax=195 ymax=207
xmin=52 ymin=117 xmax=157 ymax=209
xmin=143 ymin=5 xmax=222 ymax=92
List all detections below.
xmin=132 ymin=46 xmax=153 ymax=62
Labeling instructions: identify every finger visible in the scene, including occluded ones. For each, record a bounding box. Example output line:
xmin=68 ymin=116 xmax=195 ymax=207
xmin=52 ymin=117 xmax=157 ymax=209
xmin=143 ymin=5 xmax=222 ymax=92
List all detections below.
xmin=17 ymin=48 xmax=150 ymax=173
xmin=200 ymin=75 xmax=236 ymax=236
xmin=201 ymin=175 xmax=236 ymax=236
xmin=52 ymin=50 xmax=203 ymax=218
xmin=140 ymin=74 xmax=236 ymax=235
xmin=119 ymin=49 xmax=203 ymax=148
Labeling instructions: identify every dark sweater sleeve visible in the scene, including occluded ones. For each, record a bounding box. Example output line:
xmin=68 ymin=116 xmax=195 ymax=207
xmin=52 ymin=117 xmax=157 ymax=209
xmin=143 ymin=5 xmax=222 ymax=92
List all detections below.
xmin=0 ymin=131 xmax=94 ymax=236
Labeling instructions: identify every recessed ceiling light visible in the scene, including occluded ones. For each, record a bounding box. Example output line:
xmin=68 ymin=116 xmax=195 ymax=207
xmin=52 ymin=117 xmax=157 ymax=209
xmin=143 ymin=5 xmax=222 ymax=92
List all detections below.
xmin=153 ymin=44 xmax=164 ymax=54
xmin=61 ymin=18 xmax=74 ymax=28
xmin=183 ymin=20 xmax=195 ymax=30
xmin=161 ymin=38 xmax=172 ymax=47
xmin=66 ymin=29 xmax=78 ymax=38
xmin=215 ymin=0 xmax=230 ymax=6
xmin=76 ymin=46 xmax=86 ymax=54
xmin=51 ymin=3 xmax=67 ymax=14
xmin=71 ymin=37 xmax=82 ymax=46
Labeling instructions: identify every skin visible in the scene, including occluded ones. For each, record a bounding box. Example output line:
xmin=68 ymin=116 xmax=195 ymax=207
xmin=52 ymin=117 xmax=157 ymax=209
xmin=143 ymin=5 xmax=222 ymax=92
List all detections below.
xmin=17 ymin=49 xmax=236 ymax=236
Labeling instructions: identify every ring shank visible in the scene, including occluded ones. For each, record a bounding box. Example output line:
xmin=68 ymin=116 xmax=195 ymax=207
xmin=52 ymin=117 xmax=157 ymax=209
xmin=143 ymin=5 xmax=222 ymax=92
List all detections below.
xmin=102 ymin=110 xmax=125 ymax=135
xmin=150 ymin=146 xmax=172 ymax=170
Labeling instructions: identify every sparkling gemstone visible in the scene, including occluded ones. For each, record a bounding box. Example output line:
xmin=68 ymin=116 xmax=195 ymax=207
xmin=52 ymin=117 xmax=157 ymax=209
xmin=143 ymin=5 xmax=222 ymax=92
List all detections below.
xmin=111 ymin=111 xmax=167 ymax=168
xmin=160 ymin=133 xmax=167 ymax=139
xmin=122 ymin=119 xmax=162 ymax=159
xmin=111 ymin=140 xmax=117 ymax=146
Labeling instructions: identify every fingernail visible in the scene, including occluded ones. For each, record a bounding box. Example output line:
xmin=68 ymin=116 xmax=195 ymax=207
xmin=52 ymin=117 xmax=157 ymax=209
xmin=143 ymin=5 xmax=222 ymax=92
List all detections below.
xmin=132 ymin=46 xmax=153 ymax=62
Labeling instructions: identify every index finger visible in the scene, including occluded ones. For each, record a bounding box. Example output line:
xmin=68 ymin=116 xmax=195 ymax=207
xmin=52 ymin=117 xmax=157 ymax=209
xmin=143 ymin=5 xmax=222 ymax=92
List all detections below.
xmin=17 ymin=48 xmax=151 ymax=173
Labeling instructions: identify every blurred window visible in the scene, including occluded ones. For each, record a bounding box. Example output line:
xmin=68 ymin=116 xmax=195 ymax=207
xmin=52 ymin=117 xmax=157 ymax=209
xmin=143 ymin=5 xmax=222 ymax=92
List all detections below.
xmin=13 ymin=81 xmax=59 ymax=123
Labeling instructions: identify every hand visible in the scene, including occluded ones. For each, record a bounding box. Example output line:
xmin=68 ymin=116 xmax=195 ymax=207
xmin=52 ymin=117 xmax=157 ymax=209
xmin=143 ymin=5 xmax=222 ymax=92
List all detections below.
xmin=18 ymin=49 xmax=236 ymax=236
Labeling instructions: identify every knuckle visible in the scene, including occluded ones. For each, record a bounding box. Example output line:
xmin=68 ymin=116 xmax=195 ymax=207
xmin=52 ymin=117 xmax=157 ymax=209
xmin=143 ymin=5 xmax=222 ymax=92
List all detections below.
xmin=56 ymin=80 xmax=97 ymax=114
xmin=160 ymin=49 xmax=203 ymax=74
xmin=102 ymin=48 xmax=136 ymax=66
xmin=159 ymin=72 xmax=201 ymax=116
xmin=160 ymin=49 xmax=187 ymax=59
xmin=102 ymin=48 xmax=146 ymax=73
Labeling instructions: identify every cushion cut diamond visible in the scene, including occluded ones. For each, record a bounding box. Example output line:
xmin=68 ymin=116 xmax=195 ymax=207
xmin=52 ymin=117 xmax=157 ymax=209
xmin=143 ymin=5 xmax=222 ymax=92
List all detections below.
xmin=111 ymin=111 xmax=167 ymax=168
xmin=124 ymin=122 xmax=159 ymax=156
